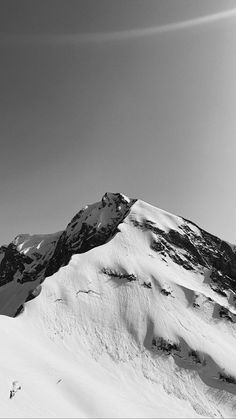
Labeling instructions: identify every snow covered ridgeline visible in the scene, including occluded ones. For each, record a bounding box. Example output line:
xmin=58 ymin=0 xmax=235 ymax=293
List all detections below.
xmin=17 ymin=197 xmax=236 ymax=417
xmin=0 ymin=194 xmax=236 ymax=417
xmin=0 ymin=191 xmax=236 ymax=328
xmin=0 ymin=193 xmax=136 ymax=316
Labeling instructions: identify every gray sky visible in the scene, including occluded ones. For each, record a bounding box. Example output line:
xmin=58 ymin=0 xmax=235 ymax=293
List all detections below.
xmin=1 ymin=0 xmax=236 ymax=244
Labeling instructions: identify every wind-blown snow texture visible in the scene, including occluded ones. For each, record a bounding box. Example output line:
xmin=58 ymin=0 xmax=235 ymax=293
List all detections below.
xmin=0 ymin=192 xmax=236 ymax=418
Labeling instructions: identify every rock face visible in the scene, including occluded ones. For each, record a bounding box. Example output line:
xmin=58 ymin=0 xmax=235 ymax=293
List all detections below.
xmin=0 ymin=193 xmax=135 ymax=316
xmin=45 ymin=192 xmax=136 ymax=277
xmin=131 ymin=216 xmax=236 ymax=295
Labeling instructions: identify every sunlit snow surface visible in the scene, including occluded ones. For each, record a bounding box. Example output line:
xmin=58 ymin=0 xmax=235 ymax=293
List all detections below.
xmin=0 ymin=199 xmax=236 ymax=417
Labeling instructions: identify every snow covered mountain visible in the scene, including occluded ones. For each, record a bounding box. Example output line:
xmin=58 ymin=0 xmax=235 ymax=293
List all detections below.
xmin=0 ymin=192 xmax=236 ymax=418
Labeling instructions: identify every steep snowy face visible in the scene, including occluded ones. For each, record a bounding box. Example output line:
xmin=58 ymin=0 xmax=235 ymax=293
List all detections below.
xmin=130 ymin=205 xmax=236 ymax=296
xmin=0 ymin=193 xmax=135 ymax=316
xmin=1 ymin=195 xmax=236 ymax=417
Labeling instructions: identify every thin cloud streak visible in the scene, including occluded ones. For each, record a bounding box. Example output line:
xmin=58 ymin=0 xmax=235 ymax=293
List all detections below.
xmin=1 ymin=7 xmax=236 ymax=46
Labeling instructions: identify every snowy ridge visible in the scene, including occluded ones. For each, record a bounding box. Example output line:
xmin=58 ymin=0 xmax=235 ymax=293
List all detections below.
xmin=0 ymin=192 xmax=135 ymax=316
xmin=0 ymin=194 xmax=236 ymax=417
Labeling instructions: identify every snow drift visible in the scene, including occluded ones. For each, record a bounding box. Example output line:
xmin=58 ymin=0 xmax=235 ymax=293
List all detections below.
xmin=0 ymin=192 xmax=236 ymax=418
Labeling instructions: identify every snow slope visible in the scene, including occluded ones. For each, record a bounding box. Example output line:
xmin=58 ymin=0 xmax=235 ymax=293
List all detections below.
xmin=0 ymin=194 xmax=236 ymax=417
xmin=0 ymin=193 xmax=134 ymax=316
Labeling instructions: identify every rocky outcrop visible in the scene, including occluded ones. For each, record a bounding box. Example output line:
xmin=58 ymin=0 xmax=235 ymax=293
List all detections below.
xmin=131 ymin=216 xmax=236 ymax=295
xmin=0 ymin=243 xmax=33 ymax=287
xmin=0 ymin=193 xmax=136 ymax=316
xmin=45 ymin=192 xmax=136 ymax=277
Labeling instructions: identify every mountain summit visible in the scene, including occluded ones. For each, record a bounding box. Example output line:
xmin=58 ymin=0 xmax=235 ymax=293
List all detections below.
xmin=0 ymin=193 xmax=236 ymax=418
xmin=0 ymin=192 xmax=135 ymax=316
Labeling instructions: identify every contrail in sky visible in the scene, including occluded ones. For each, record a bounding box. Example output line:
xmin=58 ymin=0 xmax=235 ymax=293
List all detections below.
xmin=1 ymin=7 xmax=236 ymax=46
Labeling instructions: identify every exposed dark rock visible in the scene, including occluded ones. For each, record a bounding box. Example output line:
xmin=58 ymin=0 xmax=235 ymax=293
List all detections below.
xmin=218 ymin=306 xmax=234 ymax=322
xmin=207 ymin=297 xmax=213 ymax=302
xmin=142 ymin=281 xmax=152 ymax=289
xmin=152 ymin=337 xmax=180 ymax=355
xmin=161 ymin=289 xmax=171 ymax=296
xmin=101 ymin=268 xmax=137 ymax=282
xmin=0 ymin=193 xmax=136 ymax=317
xmin=219 ymin=372 xmax=236 ymax=385
xmin=188 ymin=349 xmax=202 ymax=364
xmin=46 ymin=194 xmax=136 ymax=278
xmin=211 ymin=286 xmax=227 ymax=297
xmin=0 ymin=244 xmax=33 ymax=287
xmin=131 ymin=217 xmax=236 ymax=293
xmin=150 ymin=240 xmax=165 ymax=252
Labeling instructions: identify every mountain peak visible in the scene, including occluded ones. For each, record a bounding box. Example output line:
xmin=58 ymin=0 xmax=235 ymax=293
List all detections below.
xmin=1 ymin=194 xmax=236 ymax=417
xmin=101 ymin=191 xmax=132 ymax=204
xmin=0 ymin=192 xmax=136 ymax=316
